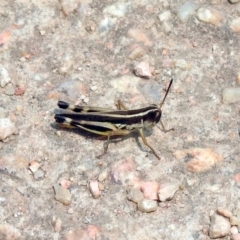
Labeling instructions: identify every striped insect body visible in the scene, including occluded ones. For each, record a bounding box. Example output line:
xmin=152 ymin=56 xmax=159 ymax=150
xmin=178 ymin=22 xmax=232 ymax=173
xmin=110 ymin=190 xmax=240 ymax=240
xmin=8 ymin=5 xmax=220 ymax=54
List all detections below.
xmin=55 ymin=79 xmax=173 ymax=159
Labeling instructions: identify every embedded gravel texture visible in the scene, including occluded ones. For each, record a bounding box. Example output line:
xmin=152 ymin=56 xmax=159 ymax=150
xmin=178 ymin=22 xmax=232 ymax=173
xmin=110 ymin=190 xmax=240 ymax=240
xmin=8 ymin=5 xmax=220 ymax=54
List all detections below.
xmin=0 ymin=1 xmax=240 ymax=239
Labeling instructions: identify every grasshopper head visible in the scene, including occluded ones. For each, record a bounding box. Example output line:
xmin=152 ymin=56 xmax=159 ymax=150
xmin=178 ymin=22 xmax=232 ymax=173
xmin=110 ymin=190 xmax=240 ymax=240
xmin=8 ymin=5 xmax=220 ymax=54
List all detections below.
xmin=144 ymin=109 xmax=162 ymax=129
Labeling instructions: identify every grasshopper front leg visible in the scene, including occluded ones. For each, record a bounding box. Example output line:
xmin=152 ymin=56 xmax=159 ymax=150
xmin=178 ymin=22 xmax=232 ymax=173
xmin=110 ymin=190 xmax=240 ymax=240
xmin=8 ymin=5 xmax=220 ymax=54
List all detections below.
xmin=138 ymin=128 xmax=160 ymax=160
xmin=160 ymin=120 xmax=174 ymax=133
xmin=116 ymin=100 xmax=128 ymax=110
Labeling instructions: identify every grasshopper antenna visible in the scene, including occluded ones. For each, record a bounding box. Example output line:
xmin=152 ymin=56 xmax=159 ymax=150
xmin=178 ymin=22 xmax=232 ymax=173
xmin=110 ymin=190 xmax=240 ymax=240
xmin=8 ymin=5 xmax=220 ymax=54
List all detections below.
xmin=159 ymin=79 xmax=173 ymax=109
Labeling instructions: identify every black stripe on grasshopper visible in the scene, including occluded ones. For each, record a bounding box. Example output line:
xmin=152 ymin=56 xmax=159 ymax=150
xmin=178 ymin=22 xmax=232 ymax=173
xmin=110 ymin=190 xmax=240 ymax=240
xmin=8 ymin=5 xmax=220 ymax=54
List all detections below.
xmin=55 ymin=79 xmax=173 ymax=159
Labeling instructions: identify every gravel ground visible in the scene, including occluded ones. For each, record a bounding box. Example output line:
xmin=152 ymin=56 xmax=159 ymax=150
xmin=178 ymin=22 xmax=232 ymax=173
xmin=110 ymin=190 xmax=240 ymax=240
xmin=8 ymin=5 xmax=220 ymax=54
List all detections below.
xmin=1 ymin=0 xmax=240 ymax=239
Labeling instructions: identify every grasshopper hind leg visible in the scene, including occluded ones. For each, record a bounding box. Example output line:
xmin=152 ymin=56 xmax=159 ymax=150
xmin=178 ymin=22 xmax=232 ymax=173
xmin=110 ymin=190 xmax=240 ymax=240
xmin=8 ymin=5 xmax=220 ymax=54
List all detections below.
xmin=96 ymin=134 xmax=111 ymax=159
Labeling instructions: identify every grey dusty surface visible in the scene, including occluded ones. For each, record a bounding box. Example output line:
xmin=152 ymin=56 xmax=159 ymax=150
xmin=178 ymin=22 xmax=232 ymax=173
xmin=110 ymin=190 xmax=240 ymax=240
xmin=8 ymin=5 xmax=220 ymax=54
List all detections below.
xmin=0 ymin=1 xmax=240 ymax=240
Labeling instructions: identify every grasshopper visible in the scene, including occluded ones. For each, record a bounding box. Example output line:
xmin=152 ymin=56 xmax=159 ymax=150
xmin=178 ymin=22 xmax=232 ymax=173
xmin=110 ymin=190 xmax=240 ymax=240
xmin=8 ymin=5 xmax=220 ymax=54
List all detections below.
xmin=54 ymin=79 xmax=173 ymax=159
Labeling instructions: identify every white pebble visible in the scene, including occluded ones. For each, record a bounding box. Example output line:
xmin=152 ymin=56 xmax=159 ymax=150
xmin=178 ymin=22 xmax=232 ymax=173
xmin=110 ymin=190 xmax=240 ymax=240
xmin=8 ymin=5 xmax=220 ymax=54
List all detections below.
xmin=217 ymin=207 xmax=232 ymax=218
xmin=163 ymin=21 xmax=172 ymax=34
xmin=53 ymin=184 xmax=72 ymax=205
xmin=103 ymin=2 xmax=129 ymax=17
xmin=230 ymin=216 xmax=239 ymax=226
xmin=40 ymin=30 xmax=45 ymax=35
xmin=127 ymin=188 xmax=144 ymax=203
xmin=0 ymin=64 xmax=11 ymax=88
xmin=137 ymin=199 xmax=158 ymax=213
xmin=0 ymin=118 xmax=17 ymax=140
xmin=34 ymin=168 xmax=45 ymax=179
xmin=177 ymin=2 xmax=198 ymax=23
xmin=232 ymin=233 xmax=240 ymax=240
xmin=133 ymin=61 xmax=152 ymax=79
xmin=60 ymin=0 xmax=78 ymax=16
xmin=222 ymin=87 xmax=240 ymax=103
xmin=28 ymin=161 xmax=41 ymax=173
xmin=197 ymin=8 xmax=223 ymax=26
xmin=99 ymin=17 xmax=116 ymax=32
xmin=98 ymin=171 xmax=108 ymax=182
xmin=158 ymin=182 xmax=179 ymax=202
xmin=209 ymin=214 xmax=231 ymax=238
xmin=4 ymin=84 xmax=15 ymax=96
xmin=230 ymin=226 xmax=239 ymax=235
xmin=229 ymin=18 xmax=240 ymax=33
xmin=158 ymin=10 xmax=171 ymax=22
xmin=89 ymin=180 xmax=101 ymax=199
xmin=90 ymin=86 xmax=97 ymax=91
xmin=83 ymin=97 xmax=89 ymax=103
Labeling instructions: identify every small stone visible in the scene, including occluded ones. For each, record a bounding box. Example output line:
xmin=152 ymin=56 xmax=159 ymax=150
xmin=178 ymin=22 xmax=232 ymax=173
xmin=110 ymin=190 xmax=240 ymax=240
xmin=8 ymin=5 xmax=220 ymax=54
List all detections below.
xmin=0 ymin=118 xmax=17 ymax=140
xmin=98 ymin=171 xmax=108 ymax=182
xmin=28 ymin=161 xmax=40 ymax=173
xmin=33 ymin=168 xmax=45 ymax=179
xmin=20 ymin=57 xmax=26 ymax=62
xmin=217 ymin=207 xmax=233 ymax=219
xmin=232 ymin=233 xmax=240 ymax=240
xmin=99 ymin=17 xmax=116 ymax=32
xmin=60 ymin=0 xmax=78 ymax=16
xmin=98 ymin=183 xmax=104 ymax=191
xmin=110 ymin=158 xmax=137 ymax=185
xmin=4 ymin=84 xmax=15 ymax=95
xmin=52 ymin=217 xmax=62 ymax=232
xmin=163 ymin=21 xmax=172 ymax=34
xmin=0 ymin=64 xmax=11 ymax=87
xmin=14 ymin=86 xmax=25 ymax=95
xmin=53 ymin=184 xmax=72 ymax=205
xmin=56 ymin=131 xmax=61 ymax=137
xmin=16 ymin=105 xmax=23 ymax=113
xmin=128 ymin=46 xmax=145 ymax=60
xmin=89 ymin=180 xmax=101 ymax=199
xmin=197 ymin=8 xmax=223 ymax=26
xmin=174 ymin=148 xmax=222 ymax=173
xmin=177 ymin=2 xmax=198 ymax=23
xmin=68 ymin=208 xmax=74 ymax=214
xmin=209 ymin=214 xmax=231 ymax=238
xmin=83 ymin=97 xmax=89 ymax=103
xmin=158 ymin=10 xmax=171 ymax=22
xmin=103 ymin=2 xmax=129 ymax=17
xmin=158 ymin=182 xmax=179 ymax=202
xmin=40 ymin=30 xmax=45 ymax=35
xmin=233 ymin=173 xmax=240 ymax=182
xmin=223 ymin=87 xmax=240 ymax=103
xmin=236 ymin=72 xmax=240 ymax=85
xmin=90 ymin=86 xmax=97 ymax=91
xmin=133 ymin=61 xmax=152 ymax=79
xmin=127 ymin=187 xmax=144 ymax=203
xmin=230 ymin=226 xmax=239 ymax=235
xmin=128 ymin=28 xmax=152 ymax=46
xmin=0 ymin=224 xmax=21 ymax=239
xmin=229 ymin=18 xmax=240 ymax=33
xmin=137 ymin=199 xmax=158 ymax=213
xmin=230 ymin=216 xmax=239 ymax=226
xmin=58 ymin=60 xmax=73 ymax=75
xmin=60 ymin=179 xmax=71 ymax=189
xmin=228 ymin=0 xmax=240 ymax=3
xmin=140 ymin=181 xmax=159 ymax=200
